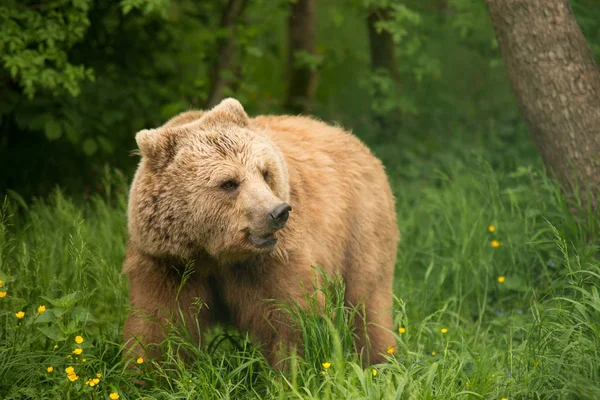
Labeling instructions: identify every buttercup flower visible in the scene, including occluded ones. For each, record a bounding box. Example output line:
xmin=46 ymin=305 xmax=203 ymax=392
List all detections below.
xmin=82 ymin=358 xmax=87 ymax=362
xmin=96 ymin=373 xmax=102 ymax=378
xmin=387 ymin=346 xmax=395 ymax=354
xmin=320 ymin=370 xmax=326 ymax=375
xmin=75 ymin=336 xmax=84 ymax=344
xmin=491 ymin=240 xmax=501 ymax=248
xmin=38 ymin=305 xmax=46 ymax=314
xmin=501 ymin=398 xmax=508 ymax=400
xmin=372 ymin=369 xmax=377 ymax=376
xmin=65 ymin=366 xmax=78 ymax=382
xmin=497 ymin=276 xmax=505 ymax=283
xmin=137 ymin=357 xmax=144 ymax=364
xmin=488 ymin=225 xmax=495 ymax=232
xmin=110 ymin=393 xmax=120 ymax=399
xmin=73 ymin=348 xmax=83 ymax=355
xmin=85 ymin=377 xmax=101 ymax=387
xmin=441 ymin=328 xmax=448 ymax=334
xmin=322 ymin=362 xmax=331 ymax=369
xmin=0 ymin=279 xmax=3 ymax=287
xmin=53 ymin=344 xmax=59 ymax=350
xmin=398 ymin=327 xmax=406 ymax=334
xmin=0 ymin=291 xmax=7 ymax=298
xmin=431 ymin=351 xmax=436 ymax=356
xmin=15 ymin=311 xmax=24 ymax=319
xmin=47 ymin=367 xmax=53 ymax=373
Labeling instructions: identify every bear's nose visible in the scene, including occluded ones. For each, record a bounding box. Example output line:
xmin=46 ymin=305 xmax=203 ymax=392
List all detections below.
xmin=269 ymin=203 xmax=292 ymax=226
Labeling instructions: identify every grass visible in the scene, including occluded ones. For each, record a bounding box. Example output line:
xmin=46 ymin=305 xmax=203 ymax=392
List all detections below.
xmin=1 ymin=132 xmax=600 ymax=399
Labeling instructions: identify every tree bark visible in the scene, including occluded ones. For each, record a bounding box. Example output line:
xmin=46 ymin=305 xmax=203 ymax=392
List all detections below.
xmin=284 ymin=0 xmax=318 ymax=115
xmin=486 ymin=0 xmax=600 ymax=208
xmin=205 ymin=0 xmax=246 ymax=108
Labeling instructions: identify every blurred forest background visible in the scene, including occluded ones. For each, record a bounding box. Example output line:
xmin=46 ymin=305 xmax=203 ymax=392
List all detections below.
xmin=1 ymin=0 xmax=598 ymax=198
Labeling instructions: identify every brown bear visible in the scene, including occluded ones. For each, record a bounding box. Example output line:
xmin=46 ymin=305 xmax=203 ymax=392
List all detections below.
xmin=123 ymin=98 xmax=399 ymax=368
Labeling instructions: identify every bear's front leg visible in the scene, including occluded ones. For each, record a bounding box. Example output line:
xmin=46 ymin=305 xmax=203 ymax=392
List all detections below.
xmin=122 ymin=249 xmax=216 ymax=363
xmin=219 ymin=260 xmax=322 ymax=370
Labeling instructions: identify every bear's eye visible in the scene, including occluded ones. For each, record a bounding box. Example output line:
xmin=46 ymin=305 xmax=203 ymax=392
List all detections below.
xmin=220 ymin=180 xmax=239 ymax=190
xmin=262 ymin=170 xmax=269 ymax=181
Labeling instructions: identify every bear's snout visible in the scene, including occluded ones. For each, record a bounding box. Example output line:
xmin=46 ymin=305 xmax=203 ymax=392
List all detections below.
xmin=247 ymin=202 xmax=291 ymax=250
xmin=269 ymin=203 xmax=291 ymax=228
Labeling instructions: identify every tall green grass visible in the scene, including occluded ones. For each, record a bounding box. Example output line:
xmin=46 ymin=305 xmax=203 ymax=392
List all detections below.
xmin=1 ymin=138 xmax=599 ymax=399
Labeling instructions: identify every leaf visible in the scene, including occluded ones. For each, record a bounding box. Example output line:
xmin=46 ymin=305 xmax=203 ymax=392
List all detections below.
xmin=63 ymin=121 xmax=81 ymax=144
xmin=44 ymin=119 xmax=63 ymax=141
xmin=82 ymin=138 xmax=98 ymax=156
xmin=35 ymin=309 xmax=57 ymax=324
xmin=38 ymin=326 xmax=67 ymax=341
xmin=97 ymin=135 xmax=114 ymax=154
xmin=41 ymin=292 xmax=86 ymax=309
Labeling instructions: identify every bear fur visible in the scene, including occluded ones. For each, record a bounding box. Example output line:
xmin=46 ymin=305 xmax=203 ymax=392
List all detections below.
xmin=123 ymin=98 xmax=399 ymax=367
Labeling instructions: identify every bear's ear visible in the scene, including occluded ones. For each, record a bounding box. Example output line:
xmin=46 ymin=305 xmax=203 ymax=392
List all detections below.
xmin=135 ymin=127 xmax=178 ymax=164
xmin=201 ymin=98 xmax=249 ymax=127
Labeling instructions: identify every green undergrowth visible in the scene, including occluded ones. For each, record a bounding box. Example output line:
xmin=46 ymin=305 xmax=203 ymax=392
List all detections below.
xmin=1 ymin=137 xmax=600 ymax=399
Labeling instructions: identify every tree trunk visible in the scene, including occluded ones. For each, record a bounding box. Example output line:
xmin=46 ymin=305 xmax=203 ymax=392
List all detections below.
xmin=205 ymin=0 xmax=246 ymax=108
xmin=366 ymin=7 xmax=401 ymax=128
xmin=285 ymin=0 xmax=318 ymax=115
xmin=486 ymin=0 xmax=600 ymax=209
xmin=367 ymin=7 xmax=399 ymax=80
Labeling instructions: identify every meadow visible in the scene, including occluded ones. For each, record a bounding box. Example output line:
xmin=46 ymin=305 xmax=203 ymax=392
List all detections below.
xmin=1 ymin=128 xmax=599 ymax=400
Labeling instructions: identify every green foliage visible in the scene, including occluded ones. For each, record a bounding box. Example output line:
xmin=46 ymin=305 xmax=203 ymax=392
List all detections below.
xmin=2 ymin=0 xmax=600 ymax=197
xmin=0 ymin=0 xmax=94 ymax=98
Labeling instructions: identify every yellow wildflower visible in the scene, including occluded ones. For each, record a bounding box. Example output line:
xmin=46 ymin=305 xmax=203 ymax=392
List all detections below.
xmin=431 ymin=351 xmax=436 ymax=356
xmin=0 ymin=291 xmax=6 ymax=298
xmin=53 ymin=344 xmax=59 ymax=350
xmin=497 ymin=276 xmax=505 ymax=283
xmin=398 ymin=327 xmax=406 ymax=334
xmin=110 ymin=393 xmax=120 ymax=399
xmin=67 ymin=371 xmax=78 ymax=382
xmin=65 ymin=366 xmax=74 ymax=374
xmin=372 ymin=369 xmax=377 ymax=376
xmin=73 ymin=348 xmax=83 ymax=355
xmin=501 ymin=398 xmax=508 ymax=400
xmin=441 ymin=328 xmax=448 ymax=334
xmin=322 ymin=362 xmax=331 ymax=369
xmin=0 ymin=279 xmax=3 ymax=287
xmin=47 ymin=367 xmax=54 ymax=373
xmin=15 ymin=311 xmax=24 ymax=319
xmin=86 ymin=377 xmax=100 ymax=387
xmin=386 ymin=346 xmax=395 ymax=354
xmin=488 ymin=225 xmax=495 ymax=232
xmin=136 ymin=357 xmax=144 ymax=364
xmin=96 ymin=373 xmax=102 ymax=378
xmin=491 ymin=240 xmax=501 ymax=248
xmin=75 ymin=335 xmax=84 ymax=344
xmin=82 ymin=358 xmax=86 ymax=363
xmin=38 ymin=305 xmax=46 ymax=314
xmin=320 ymin=370 xmax=326 ymax=375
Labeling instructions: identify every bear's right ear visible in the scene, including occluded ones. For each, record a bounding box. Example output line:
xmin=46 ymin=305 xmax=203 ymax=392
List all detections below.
xmin=135 ymin=128 xmax=177 ymax=165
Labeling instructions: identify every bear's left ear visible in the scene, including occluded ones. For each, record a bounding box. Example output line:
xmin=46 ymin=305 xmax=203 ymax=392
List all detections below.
xmin=201 ymin=98 xmax=249 ymax=127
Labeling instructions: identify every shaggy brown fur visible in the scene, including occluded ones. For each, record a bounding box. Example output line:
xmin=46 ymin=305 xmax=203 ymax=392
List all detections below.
xmin=123 ymin=98 xmax=400 ymax=368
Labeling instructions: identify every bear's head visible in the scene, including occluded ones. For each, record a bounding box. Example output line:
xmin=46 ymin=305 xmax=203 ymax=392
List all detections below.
xmin=128 ymin=98 xmax=291 ymax=264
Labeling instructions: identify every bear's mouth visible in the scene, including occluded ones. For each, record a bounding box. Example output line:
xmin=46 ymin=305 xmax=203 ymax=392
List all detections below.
xmin=248 ymin=233 xmax=278 ymax=249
